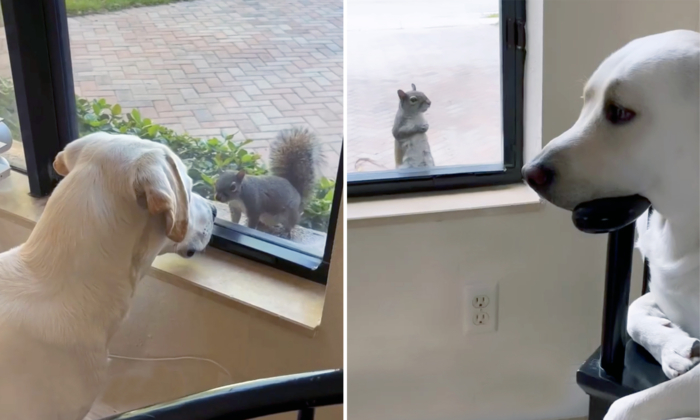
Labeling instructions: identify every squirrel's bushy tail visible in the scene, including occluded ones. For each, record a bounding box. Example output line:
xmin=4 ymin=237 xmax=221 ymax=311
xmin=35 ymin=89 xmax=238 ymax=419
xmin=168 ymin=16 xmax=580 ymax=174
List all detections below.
xmin=270 ymin=127 xmax=324 ymax=204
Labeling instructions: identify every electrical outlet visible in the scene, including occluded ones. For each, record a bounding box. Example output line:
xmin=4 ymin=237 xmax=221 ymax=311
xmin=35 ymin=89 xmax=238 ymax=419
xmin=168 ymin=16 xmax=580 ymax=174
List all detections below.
xmin=473 ymin=312 xmax=489 ymax=325
xmin=472 ymin=295 xmax=490 ymax=308
xmin=463 ymin=282 xmax=498 ymax=334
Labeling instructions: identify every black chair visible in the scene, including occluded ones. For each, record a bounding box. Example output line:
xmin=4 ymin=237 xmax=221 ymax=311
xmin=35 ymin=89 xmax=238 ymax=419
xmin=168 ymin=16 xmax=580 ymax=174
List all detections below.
xmin=99 ymin=369 xmax=343 ymax=420
xmin=571 ymin=197 xmax=667 ymax=419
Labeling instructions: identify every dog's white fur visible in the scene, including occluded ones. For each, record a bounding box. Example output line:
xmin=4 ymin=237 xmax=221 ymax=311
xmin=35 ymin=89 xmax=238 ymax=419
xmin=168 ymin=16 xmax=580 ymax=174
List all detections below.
xmin=524 ymin=30 xmax=700 ymax=420
xmin=0 ymin=132 xmax=214 ymax=419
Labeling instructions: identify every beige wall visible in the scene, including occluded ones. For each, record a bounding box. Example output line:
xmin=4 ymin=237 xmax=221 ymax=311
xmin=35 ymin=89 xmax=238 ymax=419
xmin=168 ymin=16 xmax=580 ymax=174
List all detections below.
xmin=0 ymin=205 xmax=344 ymax=419
xmin=347 ymin=1 xmax=699 ymax=420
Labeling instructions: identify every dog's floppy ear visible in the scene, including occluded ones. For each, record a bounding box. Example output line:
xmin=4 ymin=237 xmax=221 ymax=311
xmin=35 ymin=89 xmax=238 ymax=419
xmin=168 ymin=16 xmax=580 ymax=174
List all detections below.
xmin=53 ymin=151 xmax=70 ymax=176
xmin=135 ymin=151 xmax=189 ymax=243
xmin=53 ymin=133 xmax=107 ymax=177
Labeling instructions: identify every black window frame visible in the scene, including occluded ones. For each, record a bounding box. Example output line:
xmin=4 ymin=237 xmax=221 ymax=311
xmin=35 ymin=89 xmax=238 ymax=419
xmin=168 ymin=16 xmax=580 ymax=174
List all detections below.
xmin=347 ymin=0 xmax=526 ymax=197
xmin=1 ymin=0 xmax=343 ymax=285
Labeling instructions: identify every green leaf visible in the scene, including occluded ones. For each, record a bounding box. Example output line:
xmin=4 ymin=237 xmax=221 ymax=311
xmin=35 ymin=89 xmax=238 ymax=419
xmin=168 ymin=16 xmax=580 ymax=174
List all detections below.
xmin=131 ymin=109 xmax=141 ymax=123
xmin=241 ymin=154 xmax=253 ymax=163
xmin=207 ymin=138 xmax=219 ymax=147
xmin=201 ymin=174 xmax=215 ymax=186
xmin=112 ymin=104 xmax=122 ymax=115
xmin=188 ymin=168 xmax=203 ymax=180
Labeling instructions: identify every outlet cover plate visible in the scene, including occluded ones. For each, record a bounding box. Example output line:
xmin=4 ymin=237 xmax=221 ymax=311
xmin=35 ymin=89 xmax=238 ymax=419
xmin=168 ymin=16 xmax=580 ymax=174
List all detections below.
xmin=463 ymin=282 xmax=498 ymax=334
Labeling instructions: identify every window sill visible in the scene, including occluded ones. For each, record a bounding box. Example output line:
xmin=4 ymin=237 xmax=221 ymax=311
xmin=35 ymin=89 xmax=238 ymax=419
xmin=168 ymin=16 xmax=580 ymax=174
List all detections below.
xmin=0 ymin=172 xmax=325 ymax=335
xmin=348 ymin=182 xmax=543 ymax=227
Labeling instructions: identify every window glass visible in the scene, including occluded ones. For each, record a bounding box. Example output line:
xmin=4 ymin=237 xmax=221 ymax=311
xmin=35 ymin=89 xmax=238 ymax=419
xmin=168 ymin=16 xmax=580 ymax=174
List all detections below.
xmin=0 ymin=7 xmax=26 ymax=171
xmin=347 ymin=0 xmax=502 ymax=173
xmin=65 ymin=0 xmax=343 ymax=257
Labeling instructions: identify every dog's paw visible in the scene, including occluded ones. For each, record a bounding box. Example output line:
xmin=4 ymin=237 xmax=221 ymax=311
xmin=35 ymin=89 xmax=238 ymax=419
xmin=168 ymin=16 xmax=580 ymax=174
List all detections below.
xmin=661 ymin=336 xmax=700 ymax=379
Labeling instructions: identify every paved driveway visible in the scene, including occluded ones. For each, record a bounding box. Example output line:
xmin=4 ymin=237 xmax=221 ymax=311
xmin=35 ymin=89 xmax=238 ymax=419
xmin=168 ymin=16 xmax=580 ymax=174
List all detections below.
xmin=347 ymin=0 xmax=502 ymax=171
xmin=1 ymin=0 xmax=343 ymax=178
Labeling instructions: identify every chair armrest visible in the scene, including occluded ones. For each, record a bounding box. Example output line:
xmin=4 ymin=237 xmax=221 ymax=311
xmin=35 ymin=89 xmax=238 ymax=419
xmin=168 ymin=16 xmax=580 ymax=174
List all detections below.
xmin=100 ymin=369 xmax=343 ymax=420
xmin=600 ymin=224 xmax=635 ymax=380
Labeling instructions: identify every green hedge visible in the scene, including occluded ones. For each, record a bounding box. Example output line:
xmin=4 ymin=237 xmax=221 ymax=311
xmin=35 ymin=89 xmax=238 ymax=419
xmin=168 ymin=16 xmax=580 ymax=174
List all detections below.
xmin=76 ymin=98 xmax=269 ymax=199
xmin=0 ymin=79 xmax=21 ymax=142
xmin=0 ymin=79 xmax=334 ymax=232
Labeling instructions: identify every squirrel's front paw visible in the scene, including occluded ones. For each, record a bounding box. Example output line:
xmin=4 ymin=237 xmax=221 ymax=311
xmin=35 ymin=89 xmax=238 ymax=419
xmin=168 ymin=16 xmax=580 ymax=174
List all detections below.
xmin=661 ymin=336 xmax=700 ymax=379
xmin=417 ymin=123 xmax=429 ymax=132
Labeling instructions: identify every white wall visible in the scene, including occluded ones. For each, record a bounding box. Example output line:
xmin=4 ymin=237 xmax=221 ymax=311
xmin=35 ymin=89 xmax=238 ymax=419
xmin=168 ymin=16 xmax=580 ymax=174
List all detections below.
xmin=347 ymin=1 xmax=700 ymax=420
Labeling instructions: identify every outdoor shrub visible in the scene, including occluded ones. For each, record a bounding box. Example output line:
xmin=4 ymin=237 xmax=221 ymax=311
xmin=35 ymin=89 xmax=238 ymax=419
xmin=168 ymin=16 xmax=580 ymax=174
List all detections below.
xmin=0 ymin=78 xmax=21 ymax=142
xmin=300 ymin=176 xmax=336 ymax=232
xmin=0 ymin=78 xmax=334 ymax=232
xmin=76 ymin=98 xmax=336 ymax=232
xmin=76 ymin=98 xmax=268 ymax=200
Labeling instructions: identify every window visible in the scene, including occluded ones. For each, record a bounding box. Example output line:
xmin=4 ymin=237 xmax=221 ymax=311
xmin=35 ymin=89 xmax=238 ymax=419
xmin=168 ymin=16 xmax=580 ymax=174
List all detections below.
xmin=0 ymin=21 xmax=24 ymax=173
xmin=346 ymin=0 xmax=525 ymax=197
xmin=1 ymin=0 xmax=343 ymax=284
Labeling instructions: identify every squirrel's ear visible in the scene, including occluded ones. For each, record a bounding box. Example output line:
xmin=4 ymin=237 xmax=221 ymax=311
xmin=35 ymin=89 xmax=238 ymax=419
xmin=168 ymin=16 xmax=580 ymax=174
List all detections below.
xmin=235 ymin=170 xmax=246 ymax=182
xmin=397 ymin=89 xmax=407 ymax=100
xmin=411 ymin=83 xmax=416 ymax=91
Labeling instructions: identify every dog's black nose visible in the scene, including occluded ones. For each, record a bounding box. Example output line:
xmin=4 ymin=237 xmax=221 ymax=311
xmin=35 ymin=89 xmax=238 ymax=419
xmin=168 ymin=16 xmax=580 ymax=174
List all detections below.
xmin=523 ymin=163 xmax=555 ymax=192
xmin=211 ymin=204 xmax=218 ymax=219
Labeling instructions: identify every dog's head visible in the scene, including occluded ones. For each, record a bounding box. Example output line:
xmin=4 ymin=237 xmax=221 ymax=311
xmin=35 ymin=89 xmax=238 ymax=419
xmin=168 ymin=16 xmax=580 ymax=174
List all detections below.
xmin=523 ymin=30 xmax=700 ymax=220
xmin=53 ymin=132 xmax=216 ymax=259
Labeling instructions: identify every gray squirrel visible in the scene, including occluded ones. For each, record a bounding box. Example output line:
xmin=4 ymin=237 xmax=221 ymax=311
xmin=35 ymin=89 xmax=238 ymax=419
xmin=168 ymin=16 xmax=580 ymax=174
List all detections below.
xmin=214 ymin=127 xmax=323 ymax=238
xmin=392 ymin=83 xmax=435 ymax=168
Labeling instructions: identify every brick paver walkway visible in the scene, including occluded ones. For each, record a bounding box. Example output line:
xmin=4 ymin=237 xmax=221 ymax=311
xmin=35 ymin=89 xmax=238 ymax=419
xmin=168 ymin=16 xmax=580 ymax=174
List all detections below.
xmin=66 ymin=0 xmax=343 ymax=178
xmin=347 ymin=0 xmax=501 ymax=172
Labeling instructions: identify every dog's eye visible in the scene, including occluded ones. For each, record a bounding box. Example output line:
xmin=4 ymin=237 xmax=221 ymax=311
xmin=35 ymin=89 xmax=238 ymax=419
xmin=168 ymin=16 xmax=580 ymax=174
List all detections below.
xmin=409 ymin=96 xmax=418 ymax=103
xmin=605 ymin=103 xmax=636 ymax=124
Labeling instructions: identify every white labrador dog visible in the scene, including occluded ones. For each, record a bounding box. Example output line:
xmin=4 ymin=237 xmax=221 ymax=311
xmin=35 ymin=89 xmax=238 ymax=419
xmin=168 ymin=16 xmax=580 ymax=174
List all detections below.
xmin=0 ymin=132 xmax=215 ymax=419
xmin=523 ymin=30 xmax=700 ymax=420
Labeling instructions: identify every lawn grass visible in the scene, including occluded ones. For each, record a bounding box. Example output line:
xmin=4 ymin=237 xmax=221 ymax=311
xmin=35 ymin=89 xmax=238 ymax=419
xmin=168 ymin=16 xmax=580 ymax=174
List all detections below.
xmin=65 ymin=0 xmax=184 ymax=16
